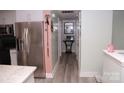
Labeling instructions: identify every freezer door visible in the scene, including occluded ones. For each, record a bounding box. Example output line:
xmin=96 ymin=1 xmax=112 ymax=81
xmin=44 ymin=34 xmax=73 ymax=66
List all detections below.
xmin=15 ymin=22 xmax=29 ymax=66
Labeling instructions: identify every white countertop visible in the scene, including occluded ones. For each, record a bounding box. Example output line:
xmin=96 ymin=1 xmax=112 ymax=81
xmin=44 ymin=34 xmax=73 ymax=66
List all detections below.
xmin=103 ymin=50 xmax=124 ymax=66
xmin=0 ymin=65 xmax=36 ymax=83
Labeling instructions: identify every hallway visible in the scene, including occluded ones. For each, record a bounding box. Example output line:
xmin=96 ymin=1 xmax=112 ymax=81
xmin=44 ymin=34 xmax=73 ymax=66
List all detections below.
xmin=35 ymin=53 xmax=96 ymax=83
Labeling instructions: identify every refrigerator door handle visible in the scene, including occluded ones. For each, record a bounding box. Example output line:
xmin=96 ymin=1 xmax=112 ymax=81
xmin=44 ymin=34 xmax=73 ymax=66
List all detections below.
xmin=23 ymin=28 xmax=30 ymax=54
xmin=19 ymin=39 xmax=23 ymax=51
xmin=26 ymin=29 xmax=30 ymax=54
xmin=22 ymin=28 xmax=26 ymax=51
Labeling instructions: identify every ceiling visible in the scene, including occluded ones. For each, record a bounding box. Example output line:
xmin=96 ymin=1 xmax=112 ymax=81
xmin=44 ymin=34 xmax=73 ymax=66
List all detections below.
xmin=52 ymin=10 xmax=80 ymax=20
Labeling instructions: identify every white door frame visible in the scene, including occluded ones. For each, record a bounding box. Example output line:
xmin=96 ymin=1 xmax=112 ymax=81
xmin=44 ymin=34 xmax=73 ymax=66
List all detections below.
xmin=78 ymin=11 xmax=81 ymax=77
xmin=58 ymin=18 xmax=62 ymax=58
xmin=57 ymin=11 xmax=82 ymax=77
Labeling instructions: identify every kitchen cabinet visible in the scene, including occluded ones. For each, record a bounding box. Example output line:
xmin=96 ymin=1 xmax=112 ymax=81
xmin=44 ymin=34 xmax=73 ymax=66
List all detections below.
xmin=0 ymin=65 xmax=36 ymax=83
xmin=102 ymin=50 xmax=124 ymax=83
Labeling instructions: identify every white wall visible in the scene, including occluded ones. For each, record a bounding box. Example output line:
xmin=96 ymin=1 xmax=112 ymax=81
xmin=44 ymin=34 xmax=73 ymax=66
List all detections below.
xmin=112 ymin=10 xmax=124 ymax=49
xmin=0 ymin=11 xmax=16 ymax=24
xmin=16 ymin=10 xmax=43 ymax=22
xmin=0 ymin=10 xmax=43 ymax=35
xmin=0 ymin=10 xmax=43 ymax=24
xmin=80 ymin=10 xmax=113 ymax=77
xmin=0 ymin=11 xmax=16 ymax=35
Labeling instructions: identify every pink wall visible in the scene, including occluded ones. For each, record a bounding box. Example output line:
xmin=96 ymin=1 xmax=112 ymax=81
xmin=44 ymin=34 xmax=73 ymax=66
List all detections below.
xmin=43 ymin=10 xmax=52 ymax=74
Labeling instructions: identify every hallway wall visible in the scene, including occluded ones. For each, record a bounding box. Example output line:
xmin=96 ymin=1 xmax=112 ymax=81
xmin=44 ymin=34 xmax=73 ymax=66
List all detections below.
xmin=80 ymin=10 xmax=113 ymax=77
xmin=51 ymin=17 xmax=59 ymax=70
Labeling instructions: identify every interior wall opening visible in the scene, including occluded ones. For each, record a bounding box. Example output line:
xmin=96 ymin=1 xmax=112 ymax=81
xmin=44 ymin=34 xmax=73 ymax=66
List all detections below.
xmin=51 ymin=10 xmax=81 ymax=76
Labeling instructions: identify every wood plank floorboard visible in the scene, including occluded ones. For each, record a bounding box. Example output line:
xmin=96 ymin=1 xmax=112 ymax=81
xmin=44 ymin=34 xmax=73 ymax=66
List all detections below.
xmin=35 ymin=53 xmax=97 ymax=83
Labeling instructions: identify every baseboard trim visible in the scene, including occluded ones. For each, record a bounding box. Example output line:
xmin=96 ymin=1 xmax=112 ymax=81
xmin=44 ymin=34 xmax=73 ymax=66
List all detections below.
xmin=95 ymin=74 xmax=102 ymax=83
xmin=46 ymin=73 xmax=53 ymax=78
xmin=80 ymin=72 xmax=102 ymax=82
xmin=46 ymin=58 xmax=60 ymax=78
xmin=52 ymin=59 xmax=59 ymax=78
xmin=80 ymin=72 xmax=98 ymax=77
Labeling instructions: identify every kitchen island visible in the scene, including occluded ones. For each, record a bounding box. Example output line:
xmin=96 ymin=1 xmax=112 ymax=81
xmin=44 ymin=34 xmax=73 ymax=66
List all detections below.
xmin=102 ymin=50 xmax=124 ymax=83
xmin=0 ymin=65 xmax=36 ymax=83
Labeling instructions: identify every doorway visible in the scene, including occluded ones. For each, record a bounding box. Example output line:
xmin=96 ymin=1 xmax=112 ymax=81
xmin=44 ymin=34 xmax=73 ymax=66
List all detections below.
xmin=51 ymin=10 xmax=81 ymax=79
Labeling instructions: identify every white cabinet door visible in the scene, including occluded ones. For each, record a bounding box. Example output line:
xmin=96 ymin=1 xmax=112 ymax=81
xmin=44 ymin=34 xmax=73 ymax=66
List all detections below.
xmin=102 ymin=54 xmax=121 ymax=83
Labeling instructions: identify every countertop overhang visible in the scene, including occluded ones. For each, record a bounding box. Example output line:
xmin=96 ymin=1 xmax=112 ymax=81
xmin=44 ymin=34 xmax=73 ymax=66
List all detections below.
xmin=0 ymin=65 xmax=36 ymax=83
xmin=103 ymin=50 xmax=124 ymax=66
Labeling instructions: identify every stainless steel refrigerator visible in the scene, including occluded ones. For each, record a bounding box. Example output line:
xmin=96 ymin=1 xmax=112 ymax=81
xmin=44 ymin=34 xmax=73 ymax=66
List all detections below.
xmin=15 ymin=22 xmax=46 ymax=78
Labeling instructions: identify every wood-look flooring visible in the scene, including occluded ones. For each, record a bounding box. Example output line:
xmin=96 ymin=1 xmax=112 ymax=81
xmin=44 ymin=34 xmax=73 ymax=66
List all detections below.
xmin=35 ymin=53 xmax=96 ymax=83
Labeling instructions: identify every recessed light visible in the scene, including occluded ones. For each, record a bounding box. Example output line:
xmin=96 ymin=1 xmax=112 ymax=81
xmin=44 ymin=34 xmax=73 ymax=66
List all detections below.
xmin=52 ymin=13 xmax=56 ymax=18
xmin=61 ymin=11 xmax=74 ymax=13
